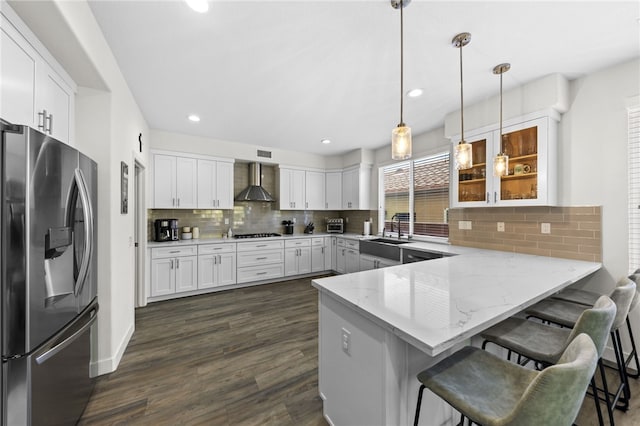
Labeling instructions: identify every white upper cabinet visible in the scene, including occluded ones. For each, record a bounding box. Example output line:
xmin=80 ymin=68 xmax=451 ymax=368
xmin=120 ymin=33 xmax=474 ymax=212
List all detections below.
xmin=451 ymin=113 xmax=558 ymax=208
xmin=0 ymin=6 xmax=75 ymax=144
xmin=305 ymin=170 xmax=325 ymax=211
xmin=279 ymin=167 xmax=306 ymax=210
xmin=342 ymin=165 xmax=371 ymax=210
xmin=325 ymin=171 xmax=342 ymax=210
xmin=153 ymin=154 xmax=197 ymax=208
xmin=197 ymin=159 xmax=234 ymax=209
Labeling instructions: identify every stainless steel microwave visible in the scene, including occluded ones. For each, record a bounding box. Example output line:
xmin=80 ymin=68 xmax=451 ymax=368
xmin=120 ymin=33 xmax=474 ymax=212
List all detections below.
xmin=326 ymin=218 xmax=344 ymax=233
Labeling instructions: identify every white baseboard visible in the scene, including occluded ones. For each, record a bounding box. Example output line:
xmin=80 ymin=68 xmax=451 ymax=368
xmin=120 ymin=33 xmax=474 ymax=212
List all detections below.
xmin=90 ymin=322 xmax=135 ymax=377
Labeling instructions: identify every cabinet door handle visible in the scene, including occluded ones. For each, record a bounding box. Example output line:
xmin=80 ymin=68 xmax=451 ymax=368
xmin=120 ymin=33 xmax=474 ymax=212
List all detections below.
xmin=176 ymin=258 xmax=180 ymax=268
xmin=38 ymin=110 xmax=46 ymax=130
xmin=170 ymin=259 xmax=174 ymax=269
xmin=486 ymin=192 xmax=490 ymax=203
xmin=325 ymin=202 xmax=328 ymax=209
xmin=305 ymin=202 xmax=308 ymax=209
xmin=46 ymin=114 xmax=53 ymax=134
xmin=494 ymin=192 xmax=497 ymax=203
xmin=218 ymin=255 xmax=221 ymax=264
xmin=177 ymin=198 xmax=180 ymax=207
xmin=172 ymin=198 xmax=176 ymax=207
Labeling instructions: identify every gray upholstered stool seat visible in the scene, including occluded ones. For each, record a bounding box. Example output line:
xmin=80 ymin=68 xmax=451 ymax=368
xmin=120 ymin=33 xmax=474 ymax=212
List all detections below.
xmin=413 ymin=334 xmax=598 ymax=426
xmin=525 ymin=278 xmax=636 ymax=412
xmin=552 ymin=273 xmax=640 ymax=379
xmin=481 ymin=296 xmax=616 ymax=425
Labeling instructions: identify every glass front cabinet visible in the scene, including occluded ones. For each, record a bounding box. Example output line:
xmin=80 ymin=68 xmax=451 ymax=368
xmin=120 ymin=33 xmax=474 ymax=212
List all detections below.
xmin=450 ymin=113 xmax=558 ymax=208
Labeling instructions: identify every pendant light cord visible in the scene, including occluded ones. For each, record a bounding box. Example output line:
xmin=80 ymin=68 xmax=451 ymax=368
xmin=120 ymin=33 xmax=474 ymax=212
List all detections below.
xmin=399 ymin=0 xmax=404 ymax=125
xmin=459 ymin=44 xmax=464 ymax=142
xmin=499 ymin=71 xmax=503 ymax=151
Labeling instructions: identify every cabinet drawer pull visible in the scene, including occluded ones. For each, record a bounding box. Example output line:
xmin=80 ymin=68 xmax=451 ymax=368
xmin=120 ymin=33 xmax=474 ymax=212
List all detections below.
xmin=256 ymin=244 xmax=267 ymax=248
xmin=256 ymin=272 xmax=268 ymax=276
xmin=256 ymin=257 xmax=267 ymax=260
xmin=169 ymin=250 xmax=180 ymax=253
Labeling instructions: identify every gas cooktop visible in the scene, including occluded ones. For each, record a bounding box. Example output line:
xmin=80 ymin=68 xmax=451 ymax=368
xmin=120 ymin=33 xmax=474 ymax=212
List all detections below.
xmin=233 ymin=233 xmax=282 ymax=239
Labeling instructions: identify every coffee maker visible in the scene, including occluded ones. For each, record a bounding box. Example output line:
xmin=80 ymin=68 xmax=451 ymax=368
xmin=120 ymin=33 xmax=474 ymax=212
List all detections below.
xmin=154 ymin=219 xmax=179 ymax=242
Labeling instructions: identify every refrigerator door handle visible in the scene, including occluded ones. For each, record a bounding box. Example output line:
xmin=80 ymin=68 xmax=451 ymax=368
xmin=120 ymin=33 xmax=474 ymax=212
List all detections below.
xmin=73 ymin=168 xmax=94 ymax=296
xmin=34 ymin=302 xmax=98 ymax=365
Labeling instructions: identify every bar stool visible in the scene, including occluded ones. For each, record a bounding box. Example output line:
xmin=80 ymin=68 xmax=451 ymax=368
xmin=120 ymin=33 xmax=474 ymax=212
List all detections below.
xmin=413 ymin=334 xmax=598 ymax=426
xmin=525 ymin=278 xmax=636 ymax=411
xmin=481 ymin=296 xmax=616 ymax=425
xmin=552 ymin=273 xmax=640 ymax=379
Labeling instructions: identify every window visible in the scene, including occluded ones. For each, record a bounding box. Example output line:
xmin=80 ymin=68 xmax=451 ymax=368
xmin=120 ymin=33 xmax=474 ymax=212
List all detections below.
xmin=629 ymin=107 xmax=640 ymax=273
xmin=380 ymin=152 xmax=450 ymax=239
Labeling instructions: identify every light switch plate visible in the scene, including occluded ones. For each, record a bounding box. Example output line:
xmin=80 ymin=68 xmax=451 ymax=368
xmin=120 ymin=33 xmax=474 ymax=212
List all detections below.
xmin=341 ymin=328 xmax=351 ymax=355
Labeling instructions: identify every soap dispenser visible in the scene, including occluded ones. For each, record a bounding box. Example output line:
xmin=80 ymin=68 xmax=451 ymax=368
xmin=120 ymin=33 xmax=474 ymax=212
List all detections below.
xmin=228 ymin=228 xmax=233 ymax=238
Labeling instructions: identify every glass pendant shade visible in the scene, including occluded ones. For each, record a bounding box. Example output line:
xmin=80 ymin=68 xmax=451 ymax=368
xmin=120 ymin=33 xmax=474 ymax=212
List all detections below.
xmin=454 ymin=141 xmax=473 ymax=170
xmin=494 ymin=153 xmax=509 ymax=177
xmin=392 ymin=124 xmax=412 ymax=160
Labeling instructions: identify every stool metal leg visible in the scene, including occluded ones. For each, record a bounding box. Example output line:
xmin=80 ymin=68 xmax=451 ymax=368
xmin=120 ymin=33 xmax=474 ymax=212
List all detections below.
xmin=590 ymin=376 xmax=605 ymax=426
xmin=414 ymin=384 xmax=425 ymax=426
xmin=625 ymin=317 xmax=640 ymax=379
xmin=611 ymin=330 xmax=630 ymax=411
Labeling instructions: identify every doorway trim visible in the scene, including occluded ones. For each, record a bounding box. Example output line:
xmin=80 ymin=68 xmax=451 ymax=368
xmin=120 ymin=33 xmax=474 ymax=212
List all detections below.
xmin=133 ymin=154 xmax=147 ymax=307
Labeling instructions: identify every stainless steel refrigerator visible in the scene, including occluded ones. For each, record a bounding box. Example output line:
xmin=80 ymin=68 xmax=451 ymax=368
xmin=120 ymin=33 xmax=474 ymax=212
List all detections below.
xmin=1 ymin=119 xmax=98 ymax=425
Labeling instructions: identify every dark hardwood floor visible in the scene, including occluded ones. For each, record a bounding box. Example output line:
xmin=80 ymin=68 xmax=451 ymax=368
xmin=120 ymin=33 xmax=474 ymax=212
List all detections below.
xmin=80 ymin=276 xmax=640 ymax=425
xmin=79 ymin=277 xmax=329 ymax=425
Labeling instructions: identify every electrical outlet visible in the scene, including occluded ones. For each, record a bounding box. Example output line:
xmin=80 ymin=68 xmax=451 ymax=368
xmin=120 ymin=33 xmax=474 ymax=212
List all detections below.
xmin=292 ymin=217 xmax=296 ymax=224
xmin=341 ymin=328 xmax=351 ymax=356
xmin=541 ymin=223 xmax=551 ymax=234
xmin=497 ymin=222 xmax=505 ymax=232
xmin=224 ymin=218 xmax=229 ymax=225
xmin=458 ymin=220 xmax=472 ymax=230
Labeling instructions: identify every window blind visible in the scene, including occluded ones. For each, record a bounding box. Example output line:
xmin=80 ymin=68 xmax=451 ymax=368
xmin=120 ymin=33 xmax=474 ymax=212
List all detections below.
xmin=628 ymin=107 xmax=640 ymax=272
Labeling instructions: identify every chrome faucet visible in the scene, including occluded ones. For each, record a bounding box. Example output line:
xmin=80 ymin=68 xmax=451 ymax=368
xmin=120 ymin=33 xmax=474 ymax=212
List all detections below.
xmin=396 ymin=215 xmax=402 ymax=240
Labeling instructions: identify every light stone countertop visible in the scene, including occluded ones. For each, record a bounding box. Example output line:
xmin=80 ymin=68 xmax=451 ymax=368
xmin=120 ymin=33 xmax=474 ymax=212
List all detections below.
xmin=312 ymin=249 xmax=601 ymax=357
xmin=147 ymin=232 xmax=372 ymax=248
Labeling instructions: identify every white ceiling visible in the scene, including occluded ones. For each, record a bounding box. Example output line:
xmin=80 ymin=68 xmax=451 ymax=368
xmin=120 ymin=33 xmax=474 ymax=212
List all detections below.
xmin=86 ymin=0 xmax=640 ymax=156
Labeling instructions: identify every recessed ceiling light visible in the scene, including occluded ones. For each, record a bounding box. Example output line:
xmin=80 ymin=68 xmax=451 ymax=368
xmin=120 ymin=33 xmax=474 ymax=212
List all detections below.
xmin=321 ymin=139 xmax=331 ymax=144
xmin=184 ymin=0 xmax=208 ymax=13
xmin=188 ymin=114 xmax=201 ymax=122
xmin=407 ymin=88 xmax=423 ymax=98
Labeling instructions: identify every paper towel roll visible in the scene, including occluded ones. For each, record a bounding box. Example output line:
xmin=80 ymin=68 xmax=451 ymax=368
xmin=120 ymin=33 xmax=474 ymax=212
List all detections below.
xmin=363 ymin=221 xmax=371 ymax=236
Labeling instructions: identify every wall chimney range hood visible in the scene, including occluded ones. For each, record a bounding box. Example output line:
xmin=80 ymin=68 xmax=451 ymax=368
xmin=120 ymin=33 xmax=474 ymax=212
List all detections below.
xmin=235 ymin=162 xmax=275 ymax=202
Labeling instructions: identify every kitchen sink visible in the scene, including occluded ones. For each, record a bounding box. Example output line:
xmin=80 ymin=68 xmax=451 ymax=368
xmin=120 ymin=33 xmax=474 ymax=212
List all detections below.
xmin=369 ymin=238 xmax=408 ymax=245
xmin=360 ymin=238 xmax=409 ymax=261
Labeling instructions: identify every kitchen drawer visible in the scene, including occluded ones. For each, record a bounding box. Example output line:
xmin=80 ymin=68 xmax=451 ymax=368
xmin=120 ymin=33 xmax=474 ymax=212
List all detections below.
xmin=285 ymin=238 xmax=310 ymax=248
xmin=337 ymin=238 xmax=346 ymax=247
xmin=311 ymin=237 xmax=324 ymax=246
xmin=237 ymin=264 xmax=284 ymax=284
xmin=151 ymin=245 xmax=197 ymax=259
xmin=236 ymin=240 xmax=284 ymax=252
xmin=236 ymin=250 xmax=284 ymax=267
xmin=198 ymin=243 xmax=236 ymax=255
xmin=344 ymin=239 xmax=359 ymax=249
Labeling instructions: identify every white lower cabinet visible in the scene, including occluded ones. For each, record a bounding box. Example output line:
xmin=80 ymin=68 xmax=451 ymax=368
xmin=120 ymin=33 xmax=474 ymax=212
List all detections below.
xmin=336 ymin=238 xmax=359 ymax=274
xmin=198 ymin=243 xmax=236 ymax=288
xmin=150 ymin=245 xmax=198 ymax=297
xmin=236 ymin=240 xmax=284 ymax=283
xmin=311 ymin=237 xmax=332 ymax=273
xmin=285 ymin=239 xmax=311 ymax=276
xmin=359 ymin=254 xmax=400 ymax=271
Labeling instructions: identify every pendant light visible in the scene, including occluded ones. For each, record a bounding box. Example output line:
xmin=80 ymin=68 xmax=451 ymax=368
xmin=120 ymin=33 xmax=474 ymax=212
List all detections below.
xmin=493 ymin=63 xmax=511 ymax=177
xmin=391 ymin=0 xmax=411 ymax=160
xmin=452 ymin=32 xmax=472 ymax=170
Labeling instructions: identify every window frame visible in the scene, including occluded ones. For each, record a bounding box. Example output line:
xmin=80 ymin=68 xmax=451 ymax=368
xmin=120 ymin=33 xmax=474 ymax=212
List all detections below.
xmin=378 ymin=151 xmax=450 ymax=242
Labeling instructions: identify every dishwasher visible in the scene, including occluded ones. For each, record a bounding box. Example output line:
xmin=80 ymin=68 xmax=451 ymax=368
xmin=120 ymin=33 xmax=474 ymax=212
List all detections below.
xmin=402 ymin=248 xmax=444 ymax=264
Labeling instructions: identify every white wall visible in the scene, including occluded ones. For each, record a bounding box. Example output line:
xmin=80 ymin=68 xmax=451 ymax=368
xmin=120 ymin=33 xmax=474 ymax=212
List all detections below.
xmin=559 ymin=58 xmax=640 ymax=289
xmin=44 ymin=0 xmax=150 ymax=375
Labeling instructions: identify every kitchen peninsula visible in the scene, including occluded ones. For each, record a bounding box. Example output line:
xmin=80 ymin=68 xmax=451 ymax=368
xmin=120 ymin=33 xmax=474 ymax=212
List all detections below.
xmin=312 ymin=248 xmax=601 ymax=426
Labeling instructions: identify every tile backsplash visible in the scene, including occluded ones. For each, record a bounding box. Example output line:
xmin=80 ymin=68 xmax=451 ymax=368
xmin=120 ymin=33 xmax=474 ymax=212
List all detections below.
xmin=448 ymin=206 xmax=602 ymax=262
xmin=148 ymin=163 xmax=378 ymax=240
